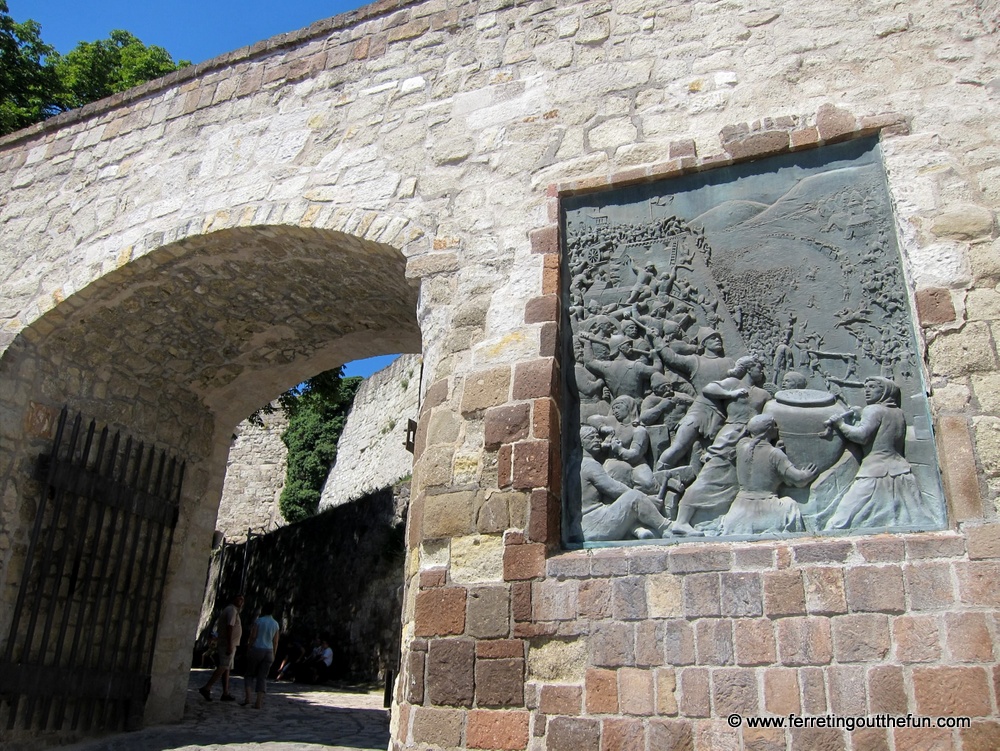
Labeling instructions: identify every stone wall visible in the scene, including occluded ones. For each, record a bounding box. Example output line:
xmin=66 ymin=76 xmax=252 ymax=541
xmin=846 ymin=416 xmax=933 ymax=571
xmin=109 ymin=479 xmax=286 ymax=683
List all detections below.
xmin=321 ymin=353 xmax=422 ymax=508
xmin=0 ymin=0 xmax=997 ymax=748
xmin=215 ymin=411 xmax=289 ymax=540
xmin=202 ymin=484 xmax=407 ymax=683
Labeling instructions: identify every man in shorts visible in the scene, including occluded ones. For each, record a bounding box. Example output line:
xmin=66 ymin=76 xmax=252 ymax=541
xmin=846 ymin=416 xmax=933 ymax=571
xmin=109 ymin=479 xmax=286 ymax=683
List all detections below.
xmin=199 ymin=593 xmax=244 ymax=701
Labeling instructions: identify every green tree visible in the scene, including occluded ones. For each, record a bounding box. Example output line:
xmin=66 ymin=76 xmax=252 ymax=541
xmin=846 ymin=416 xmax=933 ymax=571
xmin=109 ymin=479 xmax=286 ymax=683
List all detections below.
xmin=0 ymin=0 xmax=59 ymax=134
xmin=53 ymin=29 xmax=189 ymax=110
xmin=0 ymin=3 xmax=189 ymax=136
xmin=271 ymin=370 xmax=363 ymax=523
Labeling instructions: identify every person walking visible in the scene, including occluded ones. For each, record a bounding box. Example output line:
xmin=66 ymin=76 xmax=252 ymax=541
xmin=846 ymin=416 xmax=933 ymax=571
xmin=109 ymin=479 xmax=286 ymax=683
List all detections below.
xmin=242 ymin=602 xmax=280 ymax=709
xmin=199 ymin=594 xmax=244 ymax=701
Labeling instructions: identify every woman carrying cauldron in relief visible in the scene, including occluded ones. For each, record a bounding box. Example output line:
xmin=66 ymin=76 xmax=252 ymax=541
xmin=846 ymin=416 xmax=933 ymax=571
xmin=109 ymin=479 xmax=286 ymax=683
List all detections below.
xmin=823 ymin=376 xmax=935 ymax=530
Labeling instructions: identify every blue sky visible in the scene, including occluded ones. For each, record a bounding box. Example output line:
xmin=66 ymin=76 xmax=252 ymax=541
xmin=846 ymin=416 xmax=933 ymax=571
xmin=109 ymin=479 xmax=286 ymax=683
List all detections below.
xmin=14 ymin=1 xmax=362 ymax=63
xmin=13 ymin=1 xmax=400 ymax=379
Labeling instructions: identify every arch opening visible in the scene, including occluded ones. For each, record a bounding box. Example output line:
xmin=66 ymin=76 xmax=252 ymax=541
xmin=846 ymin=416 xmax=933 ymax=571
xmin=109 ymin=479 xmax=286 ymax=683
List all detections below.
xmin=0 ymin=223 xmax=421 ymax=740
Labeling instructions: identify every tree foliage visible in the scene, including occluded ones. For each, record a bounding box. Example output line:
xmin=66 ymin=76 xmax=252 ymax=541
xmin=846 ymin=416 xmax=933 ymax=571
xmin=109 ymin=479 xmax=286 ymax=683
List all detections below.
xmin=0 ymin=0 xmax=59 ymax=134
xmin=273 ymin=370 xmax=363 ymax=524
xmin=54 ymin=30 xmax=186 ymax=110
xmin=0 ymin=2 xmax=188 ymax=136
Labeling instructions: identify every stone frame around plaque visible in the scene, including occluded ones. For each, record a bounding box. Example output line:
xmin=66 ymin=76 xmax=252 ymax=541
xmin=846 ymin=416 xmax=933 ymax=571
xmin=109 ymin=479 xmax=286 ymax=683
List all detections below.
xmin=559 ymin=136 xmax=947 ymax=548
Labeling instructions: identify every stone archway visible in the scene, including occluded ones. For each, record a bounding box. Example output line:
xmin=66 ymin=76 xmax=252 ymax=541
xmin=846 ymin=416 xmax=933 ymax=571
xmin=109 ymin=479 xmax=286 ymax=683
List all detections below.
xmin=0 ymin=219 xmax=422 ymax=740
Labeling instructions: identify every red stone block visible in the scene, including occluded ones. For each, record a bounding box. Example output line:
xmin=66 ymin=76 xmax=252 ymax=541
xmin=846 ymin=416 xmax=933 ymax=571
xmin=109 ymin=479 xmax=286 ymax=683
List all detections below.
xmin=845 ymin=566 xmax=905 ymax=613
xmin=601 ymin=717 xmax=646 ymax=751
xmin=512 ymin=440 xmax=551 ymax=490
xmin=815 ymin=103 xmax=858 ymax=141
xmin=485 ymin=403 xmax=531 ymax=449
xmin=532 ymin=398 xmax=559 ymax=442
xmin=892 ymin=614 xmax=942 ymax=663
xmin=712 ymin=667 xmax=759 ymax=716
xmin=525 ymin=294 xmax=559 ymax=324
xmin=678 ymin=667 xmax=710 ymax=717
xmin=669 ymin=139 xmax=697 ymax=159
xmin=477 ymin=639 xmax=525 ymax=659
xmin=618 ymin=668 xmax=654 ymax=716
xmin=504 ymin=542 xmax=546 ymax=581
xmin=763 ymin=668 xmax=800 ymax=715
xmin=530 ymin=225 xmax=559 ymax=255
xmin=961 ymin=721 xmax=1000 ymax=751
xmin=944 ymin=611 xmax=993 ymax=662
xmin=831 ymin=613 xmax=890 ymax=662
xmin=498 ymin=444 xmax=512 ymax=488
xmin=648 ymin=719 xmax=694 ymax=751
xmin=579 ymin=579 xmax=612 ymax=619
xmin=414 ymin=587 xmax=466 ymax=637
xmin=892 ymin=726 xmax=952 ymax=750
xmin=539 ymin=320 xmax=559 ymax=358
xmin=956 ymin=561 xmax=1000 ymax=606
xmin=915 ymin=287 xmax=956 ymax=326
xmin=426 ymin=638 xmax=475 ymax=707
xmin=734 ymin=619 xmax=776 ymax=666
xmin=776 ymin=617 xmax=832 ymax=666
xmin=852 ymin=727 xmax=890 ymax=751
xmin=511 ymin=581 xmax=532 ymax=621
xmin=763 ymin=570 xmax=806 ymax=617
xmin=904 ymin=561 xmax=956 ymax=610
xmin=936 ymin=415 xmax=984 ymax=522
xmin=547 ymin=717 xmax=600 ymax=751
xmin=585 ymin=668 xmax=619 ymax=714
xmin=513 ymin=358 xmax=558 ymax=401
xmin=476 ymin=658 xmax=525 ymax=707
xmin=467 ymin=709 xmax=530 ymax=750
xmin=913 ymin=666 xmax=992 ymax=716
xmin=724 ymin=130 xmax=790 ymax=160
xmin=867 ymin=665 xmax=907 ymax=715
xmin=539 ymin=684 xmax=582 ymax=715
xmin=420 ymin=568 xmax=447 ymax=589
xmin=790 ymin=126 xmax=820 ymax=150
xmin=967 ymin=524 xmax=1000 ymax=559
xmin=527 ymin=488 xmax=559 ymax=544
xmin=799 ymin=666 xmax=827 ymax=714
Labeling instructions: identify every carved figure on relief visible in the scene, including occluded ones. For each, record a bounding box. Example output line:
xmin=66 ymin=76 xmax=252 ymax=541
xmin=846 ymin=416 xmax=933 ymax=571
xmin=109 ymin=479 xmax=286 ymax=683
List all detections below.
xmin=560 ymin=138 xmax=946 ymax=544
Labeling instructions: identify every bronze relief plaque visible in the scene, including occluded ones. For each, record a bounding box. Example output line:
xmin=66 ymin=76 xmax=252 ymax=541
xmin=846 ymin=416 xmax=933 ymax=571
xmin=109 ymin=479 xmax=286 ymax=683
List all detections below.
xmin=560 ymin=138 xmax=946 ymax=546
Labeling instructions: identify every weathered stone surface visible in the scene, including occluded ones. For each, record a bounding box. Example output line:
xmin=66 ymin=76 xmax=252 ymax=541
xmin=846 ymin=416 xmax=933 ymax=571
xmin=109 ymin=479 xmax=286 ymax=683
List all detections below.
xmin=414 ymin=587 xmax=467 ymax=637
xmin=930 ymin=204 xmax=995 ymax=240
xmin=928 ymin=322 xmax=998 ymax=377
xmin=467 ymin=585 xmax=510 ymax=638
xmin=411 ymin=707 xmax=465 ymax=746
xmin=466 ymin=710 xmax=530 ymax=750
xmin=461 ymin=367 xmax=512 ymax=414
xmin=915 ymin=287 xmax=957 ymax=326
xmin=426 ymin=638 xmax=476 ymax=707
xmin=475 ymin=658 xmax=525 ymax=707
xmin=913 ymin=666 xmax=992 ymax=716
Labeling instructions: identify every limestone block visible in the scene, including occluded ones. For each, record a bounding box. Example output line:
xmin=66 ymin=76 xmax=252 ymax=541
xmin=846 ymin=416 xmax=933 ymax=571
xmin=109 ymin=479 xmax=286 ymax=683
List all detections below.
xmin=970 ymin=239 xmax=1000 ymax=282
xmin=972 ymin=373 xmax=1000 ymax=414
xmin=966 ymin=288 xmax=1000 ymax=321
xmin=931 ymin=204 xmax=996 ymax=241
xmin=974 ymin=416 xmax=1000 ymax=478
xmin=905 ymin=242 xmax=972 ymax=289
xmin=576 ymin=16 xmax=611 ymax=44
xmin=928 ymin=322 xmax=998 ymax=377
xmin=451 ymin=534 xmax=504 ymax=584
xmin=588 ymin=117 xmax=639 ymax=151
xmin=527 ymin=637 xmax=587 ymax=682
xmin=931 ymin=381 xmax=971 ymax=413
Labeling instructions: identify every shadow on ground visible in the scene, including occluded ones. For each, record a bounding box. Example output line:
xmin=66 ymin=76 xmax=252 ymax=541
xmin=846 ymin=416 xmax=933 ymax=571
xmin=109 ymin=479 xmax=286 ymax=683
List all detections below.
xmin=59 ymin=669 xmax=390 ymax=751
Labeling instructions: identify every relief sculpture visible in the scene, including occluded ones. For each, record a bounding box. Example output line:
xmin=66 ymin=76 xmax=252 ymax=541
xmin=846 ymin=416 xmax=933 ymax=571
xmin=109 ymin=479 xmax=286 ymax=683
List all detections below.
xmin=561 ymin=138 xmax=947 ymax=544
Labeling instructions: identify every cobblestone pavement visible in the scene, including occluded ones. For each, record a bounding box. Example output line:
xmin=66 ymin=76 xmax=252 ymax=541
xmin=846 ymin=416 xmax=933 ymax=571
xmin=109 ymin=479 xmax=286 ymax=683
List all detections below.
xmin=60 ymin=669 xmax=390 ymax=751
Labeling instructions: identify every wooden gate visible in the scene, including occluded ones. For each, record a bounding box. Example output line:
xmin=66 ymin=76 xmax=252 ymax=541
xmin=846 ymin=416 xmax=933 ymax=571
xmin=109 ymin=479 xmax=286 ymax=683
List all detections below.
xmin=0 ymin=408 xmax=184 ymax=733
